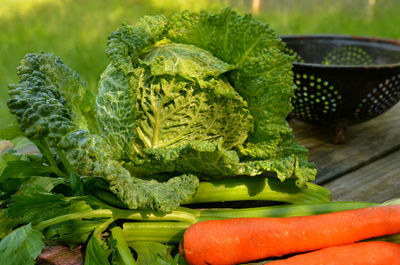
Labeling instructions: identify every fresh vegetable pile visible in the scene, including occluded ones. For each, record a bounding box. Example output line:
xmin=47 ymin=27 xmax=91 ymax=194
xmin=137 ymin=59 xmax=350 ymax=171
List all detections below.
xmin=0 ymin=7 xmax=399 ymax=265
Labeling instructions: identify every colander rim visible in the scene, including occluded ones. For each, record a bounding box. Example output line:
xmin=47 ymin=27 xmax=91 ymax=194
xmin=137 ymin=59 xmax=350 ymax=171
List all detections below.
xmin=280 ymin=34 xmax=400 ymax=69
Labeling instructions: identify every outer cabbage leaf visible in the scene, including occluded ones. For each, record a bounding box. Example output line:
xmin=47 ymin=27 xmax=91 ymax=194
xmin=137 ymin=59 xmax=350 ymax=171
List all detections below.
xmin=57 ymin=130 xmax=199 ymax=212
xmin=8 ymin=53 xmax=76 ymax=147
xmin=96 ymin=64 xmax=139 ymax=158
xmin=126 ymin=141 xmax=241 ymax=178
xmin=106 ymin=15 xmax=168 ymax=73
xmin=7 ymin=53 xmax=199 ymax=212
xmin=10 ymin=53 xmax=96 ymax=135
xmin=127 ymin=141 xmax=311 ymax=181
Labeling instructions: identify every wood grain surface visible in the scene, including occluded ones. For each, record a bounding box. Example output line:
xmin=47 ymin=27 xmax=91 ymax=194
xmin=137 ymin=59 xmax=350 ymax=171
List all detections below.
xmin=291 ymin=102 xmax=400 ymax=185
xmin=324 ymin=149 xmax=400 ymax=203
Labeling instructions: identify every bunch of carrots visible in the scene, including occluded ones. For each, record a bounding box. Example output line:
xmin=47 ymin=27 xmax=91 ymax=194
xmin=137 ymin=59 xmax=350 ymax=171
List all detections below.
xmin=180 ymin=204 xmax=400 ymax=265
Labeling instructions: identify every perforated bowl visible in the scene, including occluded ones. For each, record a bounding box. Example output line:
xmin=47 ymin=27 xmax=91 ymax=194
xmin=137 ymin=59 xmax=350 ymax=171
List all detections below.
xmin=281 ymin=35 xmax=400 ymax=142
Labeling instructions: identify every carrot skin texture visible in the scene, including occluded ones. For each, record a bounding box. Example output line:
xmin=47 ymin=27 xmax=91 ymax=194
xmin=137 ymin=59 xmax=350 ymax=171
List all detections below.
xmin=266 ymin=241 xmax=400 ymax=265
xmin=182 ymin=205 xmax=400 ymax=265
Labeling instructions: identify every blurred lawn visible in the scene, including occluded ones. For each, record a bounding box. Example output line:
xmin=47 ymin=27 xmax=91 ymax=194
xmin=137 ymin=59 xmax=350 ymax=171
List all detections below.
xmin=1 ymin=0 xmax=399 ymax=127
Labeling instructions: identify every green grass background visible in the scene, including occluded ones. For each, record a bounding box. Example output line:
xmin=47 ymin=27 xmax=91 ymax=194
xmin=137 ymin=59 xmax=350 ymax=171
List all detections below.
xmin=1 ymin=0 xmax=399 ymax=127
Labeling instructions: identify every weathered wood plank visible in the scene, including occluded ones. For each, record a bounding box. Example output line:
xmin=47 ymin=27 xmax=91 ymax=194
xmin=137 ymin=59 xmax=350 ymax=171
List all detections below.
xmin=323 ymin=149 xmax=400 ymax=203
xmin=290 ymin=102 xmax=400 ymax=184
xmin=36 ymin=246 xmax=83 ymax=265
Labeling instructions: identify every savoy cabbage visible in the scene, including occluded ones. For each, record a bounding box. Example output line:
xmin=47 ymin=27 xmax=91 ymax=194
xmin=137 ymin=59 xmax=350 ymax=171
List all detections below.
xmin=7 ymin=8 xmax=316 ymax=212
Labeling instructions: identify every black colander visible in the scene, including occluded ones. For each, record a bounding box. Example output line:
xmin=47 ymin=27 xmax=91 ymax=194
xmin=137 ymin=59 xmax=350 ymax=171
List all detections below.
xmin=281 ymin=35 xmax=400 ymax=142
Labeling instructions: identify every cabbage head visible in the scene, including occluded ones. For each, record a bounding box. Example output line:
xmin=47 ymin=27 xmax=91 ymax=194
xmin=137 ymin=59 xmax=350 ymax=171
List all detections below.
xmin=7 ymin=8 xmax=316 ymax=212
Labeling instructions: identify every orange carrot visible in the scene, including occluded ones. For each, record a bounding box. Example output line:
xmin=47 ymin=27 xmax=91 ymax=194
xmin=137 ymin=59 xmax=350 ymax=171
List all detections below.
xmin=181 ymin=205 xmax=400 ymax=265
xmin=266 ymin=241 xmax=400 ymax=265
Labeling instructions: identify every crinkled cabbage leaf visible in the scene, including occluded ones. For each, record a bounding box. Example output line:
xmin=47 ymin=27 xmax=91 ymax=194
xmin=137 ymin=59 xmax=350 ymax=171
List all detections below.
xmin=8 ymin=8 xmax=316 ymax=212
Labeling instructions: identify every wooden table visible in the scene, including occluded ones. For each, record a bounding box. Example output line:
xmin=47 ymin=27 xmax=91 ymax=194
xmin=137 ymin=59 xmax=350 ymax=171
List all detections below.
xmin=293 ymin=102 xmax=400 ymax=203
xmin=2 ymin=103 xmax=399 ymax=265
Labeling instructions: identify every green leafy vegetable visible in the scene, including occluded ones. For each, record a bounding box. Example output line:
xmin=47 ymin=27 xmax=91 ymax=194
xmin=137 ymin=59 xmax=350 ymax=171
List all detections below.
xmin=85 ymin=235 xmax=111 ymax=265
xmin=0 ymin=150 xmax=55 ymax=203
xmin=7 ymin=189 xmax=92 ymax=225
xmin=129 ymin=241 xmax=175 ymax=265
xmin=43 ymin=218 xmax=106 ymax=245
xmin=0 ymin=209 xmax=17 ymax=239
xmin=7 ymin=8 xmax=315 ymax=212
xmin=0 ymin=224 xmax=45 ymax=265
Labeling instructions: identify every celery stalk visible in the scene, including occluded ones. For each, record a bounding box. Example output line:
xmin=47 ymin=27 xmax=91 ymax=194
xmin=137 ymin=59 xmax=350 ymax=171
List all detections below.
xmin=92 ymin=177 xmax=332 ymax=209
xmin=121 ymin=201 xmax=378 ymax=244
xmin=111 ymin=227 xmax=137 ymax=265
xmin=186 ymin=177 xmax=332 ymax=204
